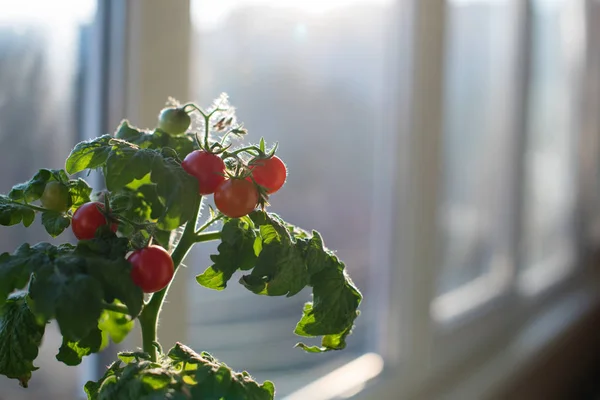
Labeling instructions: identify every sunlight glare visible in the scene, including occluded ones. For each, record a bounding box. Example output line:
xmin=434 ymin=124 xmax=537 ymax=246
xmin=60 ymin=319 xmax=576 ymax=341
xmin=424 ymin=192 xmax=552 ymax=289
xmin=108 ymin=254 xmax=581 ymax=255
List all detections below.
xmin=192 ymin=0 xmax=392 ymax=30
xmin=0 ymin=0 xmax=95 ymax=24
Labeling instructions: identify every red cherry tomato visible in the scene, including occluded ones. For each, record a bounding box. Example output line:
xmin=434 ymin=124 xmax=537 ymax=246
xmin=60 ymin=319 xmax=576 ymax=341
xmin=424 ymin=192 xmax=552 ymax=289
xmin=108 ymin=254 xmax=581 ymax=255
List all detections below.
xmin=71 ymin=202 xmax=117 ymax=240
xmin=249 ymin=156 xmax=287 ymax=194
xmin=128 ymin=245 xmax=174 ymax=293
xmin=214 ymin=179 xmax=259 ymax=218
xmin=181 ymin=150 xmax=226 ymax=195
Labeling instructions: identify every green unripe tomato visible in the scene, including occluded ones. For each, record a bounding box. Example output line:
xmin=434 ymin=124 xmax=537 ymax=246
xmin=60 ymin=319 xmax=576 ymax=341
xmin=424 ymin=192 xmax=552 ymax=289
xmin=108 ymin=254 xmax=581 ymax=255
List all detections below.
xmin=40 ymin=181 xmax=70 ymax=212
xmin=158 ymin=107 xmax=191 ymax=135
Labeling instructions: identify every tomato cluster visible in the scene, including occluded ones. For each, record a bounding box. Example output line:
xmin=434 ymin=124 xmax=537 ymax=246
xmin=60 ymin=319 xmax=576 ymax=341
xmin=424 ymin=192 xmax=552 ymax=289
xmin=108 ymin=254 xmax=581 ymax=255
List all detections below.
xmin=53 ymin=104 xmax=289 ymax=294
xmin=68 ymin=201 xmax=172 ymax=293
xmin=182 ymin=150 xmax=287 ymax=218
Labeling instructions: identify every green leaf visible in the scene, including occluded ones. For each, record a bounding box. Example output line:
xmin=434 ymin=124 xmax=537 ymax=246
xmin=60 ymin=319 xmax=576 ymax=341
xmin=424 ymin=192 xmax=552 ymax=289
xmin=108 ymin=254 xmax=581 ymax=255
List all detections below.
xmin=150 ymin=154 xmax=199 ymax=230
xmin=86 ymin=258 xmax=143 ymax=317
xmin=240 ymin=239 xmax=308 ymax=297
xmin=56 ymin=326 xmax=102 ymax=366
xmin=196 ymin=219 xmax=257 ymax=290
xmin=0 ymin=195 xmax=35 ymax=228
xmin=41 ymin=211 xmax=70 ymax=237
xmin=197 ymin=211 xmax=362 ymax=353
xmin=30 ymin=272 xmax=104 ymax=341
xmin=85 ymin=343 xmax=275 ymax=400
xmin=0 ymin=293 xmax=46 ymax=387
xmin=105 ymin=147 xmax=156 ymax=192
xmin=9 ymin=169 xmax=54 ymax=202
xmin=0 ymin=236 xmax=140 ymax=343
xmin=65 ymin=135 xmax=113 ymax=174
xmin=0 ymin=243 xmax=52 ymax=308
xmin=99 ymin=308 xmax=135 ymax=347
xmin=294 ymin=265 xmax=362 ymax=352
xmin=114 ymin=120 xmax=195 ymax=159
xmin=239 ymin=212 xmax=309 ymax=297
xmin=103 ymin=146 xmax=198 ymax=230
xmin=75 ymin=235 xmax=143 ymax=317
xmin=67 ymin=178 xmax=93 ymax=209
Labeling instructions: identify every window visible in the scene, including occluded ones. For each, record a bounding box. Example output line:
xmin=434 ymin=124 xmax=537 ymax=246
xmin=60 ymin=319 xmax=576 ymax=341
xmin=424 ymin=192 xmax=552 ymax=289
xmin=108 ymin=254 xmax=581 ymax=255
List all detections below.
xmin=434 ymin=0 xmax=520 ymax=320
xmin=0 ymin=1 xmax=96 ymax=399
xmin=188 ymin=0 xmax=393 ymax=396
xmin=519 ymin=0 xmax=583 ymax=295
xmin=6 ymin=1 xmax=590 ymax=399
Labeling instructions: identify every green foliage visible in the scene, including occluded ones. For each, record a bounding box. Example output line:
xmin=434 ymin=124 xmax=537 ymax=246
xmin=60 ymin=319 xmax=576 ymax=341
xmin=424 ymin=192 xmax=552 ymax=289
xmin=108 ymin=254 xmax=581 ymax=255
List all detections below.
xmin=85 ymin=343 xmax=275 ymax=400
xmin=0 ymin=293 xmax=46 ymax=388
xmin=197 ymin=211 xmax=362 ymax=352
xmin=66 ymin=135 xmax=199 ymax=231
xmin=0 ymin=96 xmax=363 ymax=394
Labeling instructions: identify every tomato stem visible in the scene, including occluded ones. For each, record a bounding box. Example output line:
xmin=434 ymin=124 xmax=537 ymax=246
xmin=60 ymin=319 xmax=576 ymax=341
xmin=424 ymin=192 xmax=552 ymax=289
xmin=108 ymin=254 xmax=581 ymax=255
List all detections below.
xmin=194 ymin=231 xmax=221 ymax=243
xmin=138 ymin=194 xmax=208 ymax=362
xmin=8 ymin=198 xmax=50 ymax=214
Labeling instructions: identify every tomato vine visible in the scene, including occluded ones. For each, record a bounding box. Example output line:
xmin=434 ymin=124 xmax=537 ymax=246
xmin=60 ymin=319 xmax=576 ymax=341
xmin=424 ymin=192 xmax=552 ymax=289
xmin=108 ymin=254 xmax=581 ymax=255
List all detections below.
xmin=0 ymin=94 xmax=362 ymax=399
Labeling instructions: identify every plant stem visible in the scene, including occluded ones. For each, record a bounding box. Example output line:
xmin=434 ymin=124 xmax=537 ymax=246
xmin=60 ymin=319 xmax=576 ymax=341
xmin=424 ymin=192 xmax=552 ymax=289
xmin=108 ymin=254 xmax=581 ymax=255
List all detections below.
xmin=138 ymin=195 xmax=215 ymax=362
xmin=195 ymin=231 xmax=221 ymax=243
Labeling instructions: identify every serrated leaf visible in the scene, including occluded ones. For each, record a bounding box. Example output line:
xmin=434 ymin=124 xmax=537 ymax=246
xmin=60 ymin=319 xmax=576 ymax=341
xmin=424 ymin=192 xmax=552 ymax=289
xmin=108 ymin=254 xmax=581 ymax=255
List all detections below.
xmin=0 ymin=243 xmax=52 ymax=308
xmin=67 ymin=178 xmax=93 ymax=209
xmin=293 ymin=265 xmax=362 ymax=352
xmin=56 ymin=326 xmax=102 ymax=366
xmin=41 ymin=211 xmax=70 ymax=237
xmin=150 ymin=155 xmax=199 ymax=230
xmin=65 ymin=135 xmax=113 ymax=174
xmin=105 ymin=147 xmax=156 ymax=191
xmin=75 ymin=235 xmax=143 ymax=317
xmin=114 ymin=120 xmax=195 ymax=159
xmin=196 ymin=219 xmax=257 ymax=290
xmin=86 ymin=343 xmax=275 ymax=400
xmin=0 ymin=293 xmax=46 ymax=387
xmin=30 ymin=272 xmax=104 ymax=341
xmin=198 ymin=211 xmax=362 ymax=352
xmin=9 ymin=169 xmax=54 ymax=202
xmin=0 ymin=195 xmax=35 ymax=228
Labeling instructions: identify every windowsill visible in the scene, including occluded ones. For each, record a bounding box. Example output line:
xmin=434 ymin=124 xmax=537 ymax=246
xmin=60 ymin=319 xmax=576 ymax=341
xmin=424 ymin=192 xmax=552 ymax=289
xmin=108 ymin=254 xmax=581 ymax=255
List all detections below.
xmin=363 ymin=267 xmax=600 ymax=399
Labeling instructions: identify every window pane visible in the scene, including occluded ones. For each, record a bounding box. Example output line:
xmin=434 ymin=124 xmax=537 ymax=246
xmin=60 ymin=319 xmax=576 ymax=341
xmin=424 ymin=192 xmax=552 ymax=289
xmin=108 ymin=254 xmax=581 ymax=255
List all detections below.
xmin=189 ymin=0 xmax=392 ymax=395
xmin=436 ymin=0 xmax=518 ymax=296
xmin=0 ymin=1 xmax=96 ymax=398
xmin=519 ymin=0 xmax=583 ymax=292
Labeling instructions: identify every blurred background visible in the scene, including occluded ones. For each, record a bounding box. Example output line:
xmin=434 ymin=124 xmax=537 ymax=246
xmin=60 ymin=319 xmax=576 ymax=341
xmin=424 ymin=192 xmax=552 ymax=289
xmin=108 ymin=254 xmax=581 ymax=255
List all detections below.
xmin=0 ymin=0 xmax=600 ymax=399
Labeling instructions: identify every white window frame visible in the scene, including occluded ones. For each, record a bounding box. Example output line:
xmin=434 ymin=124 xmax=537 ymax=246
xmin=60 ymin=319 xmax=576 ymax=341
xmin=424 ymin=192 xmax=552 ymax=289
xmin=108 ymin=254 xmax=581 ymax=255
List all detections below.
xmin=100 ymin=0 xmax=600 ymax=399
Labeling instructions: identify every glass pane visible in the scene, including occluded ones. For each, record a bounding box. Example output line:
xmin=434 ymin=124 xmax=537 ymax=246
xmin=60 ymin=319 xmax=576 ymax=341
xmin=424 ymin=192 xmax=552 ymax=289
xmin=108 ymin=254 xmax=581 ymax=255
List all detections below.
xmin=436 ymin=0 xmax=518 ymax=295
xmin=0 ymin=1 xmax=96 ymax=398
xmin=189 ymin=0 xmax=393 ymax=395
xmin=519 ymin=0 xmax=582 ymax=290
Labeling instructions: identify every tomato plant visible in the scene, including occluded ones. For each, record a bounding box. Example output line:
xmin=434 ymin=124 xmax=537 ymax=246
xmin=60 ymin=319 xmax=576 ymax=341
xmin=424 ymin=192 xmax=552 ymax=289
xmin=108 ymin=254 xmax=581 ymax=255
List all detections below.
xmin=128 ymin=245 xmax=174 ymax=293
xmin=249 ymin=155 xmax=287 ymax=194
xmin=182 ymin=150 xmax=226 ymax=194
xmin=0 ymin=95 xmax=362 ymax=399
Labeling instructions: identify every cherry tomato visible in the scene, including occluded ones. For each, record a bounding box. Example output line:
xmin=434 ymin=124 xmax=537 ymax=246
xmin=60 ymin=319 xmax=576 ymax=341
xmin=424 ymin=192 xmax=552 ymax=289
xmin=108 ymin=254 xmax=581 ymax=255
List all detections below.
xmin=40 ymin=181 xmax=70 ymax=212
xmin=71 ymin=202 xmax=117 ymax=240
xmin=128 ymin=245 xmax=174 ymax=293
xmin=182 ymin=150 xmax=226 ymax=195
xmin=158 ymin=107 xmax=191 ymax=135
xmin=249 ymin=156 xmax=287 ymax=194
xmin=214 ymin=179 xmax=259 ymax=218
